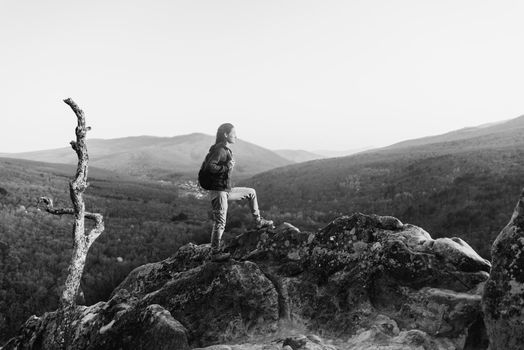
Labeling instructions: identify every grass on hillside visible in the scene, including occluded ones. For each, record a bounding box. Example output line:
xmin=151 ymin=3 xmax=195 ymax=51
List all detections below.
xmin=244 ymin=147 xmax=524 ymax=259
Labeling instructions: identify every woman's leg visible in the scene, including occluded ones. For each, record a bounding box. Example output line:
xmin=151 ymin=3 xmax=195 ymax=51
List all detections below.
xmin=229 ymin=187 xmax=273 ymax=228
xmin=228 ymin=187 xmax=260 ymax=219
xmin=210 ymin=190 xmax=228 ymax=252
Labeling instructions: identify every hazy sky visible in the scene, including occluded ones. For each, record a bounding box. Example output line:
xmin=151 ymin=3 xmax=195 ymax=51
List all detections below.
xmin=2 ymin=0 xmax=524 ymax=153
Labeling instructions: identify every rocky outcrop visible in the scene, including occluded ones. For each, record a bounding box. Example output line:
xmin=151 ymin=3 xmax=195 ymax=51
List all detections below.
xmin=4 ymin=212 xmax=491 ymax=349
xmin=1 ymin=301 xmax=190 ymax=350
xmin=482 ymin=189 xmax=524 ymax=350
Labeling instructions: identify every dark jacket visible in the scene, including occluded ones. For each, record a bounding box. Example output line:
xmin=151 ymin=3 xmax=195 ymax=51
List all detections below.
xmin=203 ymin=142 xmax=233 ymax=191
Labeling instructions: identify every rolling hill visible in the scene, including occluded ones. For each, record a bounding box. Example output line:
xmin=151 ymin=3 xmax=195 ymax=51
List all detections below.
xmin=0 ymin=133 xmax=292 ymax=180
xmin=242 ymin=115 xmax=524 ymax=258
xmin=273 ymin=149 xmax=324 ymax=163
xmin=383 ymin=115 xmax=524 ymax=152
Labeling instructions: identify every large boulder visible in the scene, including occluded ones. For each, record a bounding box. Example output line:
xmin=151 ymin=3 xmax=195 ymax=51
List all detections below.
xmin=226 ymin=214 xmax=489 ymax=342
xmin=4 ymin=213 xmax=490 ymax=349
xmin=2 ymin=300 xmax=189 ymax=350
xmin=482 ymin=189 xmax=524 ymax=350
xmin=142 ymin=260 xmax=280 ymax=346
xmin=4 ymin=259 xmax=278 ymax=349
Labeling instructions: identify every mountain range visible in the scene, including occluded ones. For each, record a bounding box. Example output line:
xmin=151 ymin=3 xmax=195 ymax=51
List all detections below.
xmin=0 ymin=133 xmax=293 ymax=180
xmin=0 ymin=134 xmax=378 ymax=180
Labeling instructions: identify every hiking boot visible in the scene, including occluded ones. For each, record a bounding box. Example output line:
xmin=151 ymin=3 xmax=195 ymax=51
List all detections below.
xmin=211 ymin=251 xmax=231 ymax=262
xmin=255 ymin=216 xmax=274 ymax=229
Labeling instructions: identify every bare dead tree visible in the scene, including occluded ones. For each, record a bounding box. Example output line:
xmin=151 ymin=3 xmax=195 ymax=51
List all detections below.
xmin=39 ymin=98 xmax=104 ymax=308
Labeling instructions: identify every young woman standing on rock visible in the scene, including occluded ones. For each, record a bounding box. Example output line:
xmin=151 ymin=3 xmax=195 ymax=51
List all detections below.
xmin=199 ymin=123 xmax=274 ymax=261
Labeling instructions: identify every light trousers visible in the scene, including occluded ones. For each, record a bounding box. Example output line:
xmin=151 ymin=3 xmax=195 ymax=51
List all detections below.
xmin=210 ymin=187 xmax=260 ymax=250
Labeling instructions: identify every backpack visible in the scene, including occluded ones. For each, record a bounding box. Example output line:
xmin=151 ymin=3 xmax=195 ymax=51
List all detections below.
xmin=198 ymin=153 xmax=214 ymax=190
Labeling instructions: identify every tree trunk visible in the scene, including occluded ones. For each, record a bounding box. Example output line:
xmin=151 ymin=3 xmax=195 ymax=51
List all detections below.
xmin=61 ymin=217 xmax=87 ymax=306
xmin=39 ymin=98 xmax=105 ymax=347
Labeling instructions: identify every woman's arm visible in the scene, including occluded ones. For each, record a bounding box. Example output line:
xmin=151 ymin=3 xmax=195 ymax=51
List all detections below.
xmin=207 ymin=148 xmax=229 ymax=174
